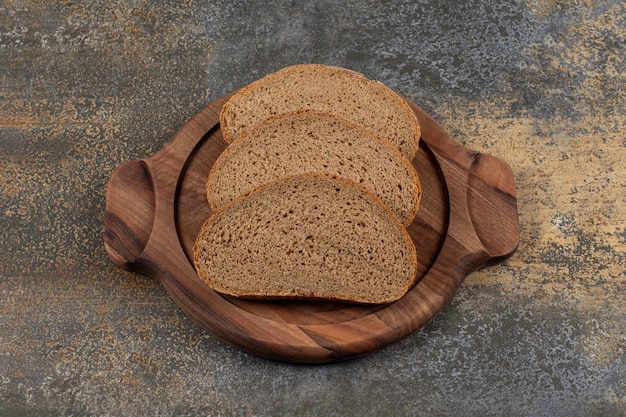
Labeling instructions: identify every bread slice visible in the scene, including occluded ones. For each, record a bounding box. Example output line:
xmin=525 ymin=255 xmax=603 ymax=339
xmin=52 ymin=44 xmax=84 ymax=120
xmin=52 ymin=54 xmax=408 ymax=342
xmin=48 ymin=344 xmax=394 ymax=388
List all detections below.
xmin=194 ymin=174 xmax=418 ymax=304
xmin=207 ymin=110 xmax=421 ymax=225
xmin=220 ymin=64 xmax=421 ymax=160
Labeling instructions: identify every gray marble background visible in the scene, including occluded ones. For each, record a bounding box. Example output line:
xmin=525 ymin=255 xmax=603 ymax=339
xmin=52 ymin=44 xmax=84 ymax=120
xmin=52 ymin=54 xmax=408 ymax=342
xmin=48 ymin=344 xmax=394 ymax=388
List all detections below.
xmin=1 ymin=1 xmax=625 ymax=415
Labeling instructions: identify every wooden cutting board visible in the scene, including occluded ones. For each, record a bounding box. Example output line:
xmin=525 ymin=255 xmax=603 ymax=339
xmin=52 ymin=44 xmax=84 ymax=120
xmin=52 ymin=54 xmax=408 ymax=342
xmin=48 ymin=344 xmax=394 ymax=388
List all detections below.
xmin=104 ymin=92 xmax=520 ymax=363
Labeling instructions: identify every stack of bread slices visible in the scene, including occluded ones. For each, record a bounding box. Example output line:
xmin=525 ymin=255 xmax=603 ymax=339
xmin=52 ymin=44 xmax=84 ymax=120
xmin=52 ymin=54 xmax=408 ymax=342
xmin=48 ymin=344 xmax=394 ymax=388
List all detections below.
xmin=193 ymin=64 xmax=422 ymax=304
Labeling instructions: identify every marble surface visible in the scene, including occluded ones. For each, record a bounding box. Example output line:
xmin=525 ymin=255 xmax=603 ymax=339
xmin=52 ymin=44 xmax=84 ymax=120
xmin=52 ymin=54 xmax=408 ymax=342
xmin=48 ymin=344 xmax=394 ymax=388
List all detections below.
xmin=1 ymin=1 xmax=624 ymax=415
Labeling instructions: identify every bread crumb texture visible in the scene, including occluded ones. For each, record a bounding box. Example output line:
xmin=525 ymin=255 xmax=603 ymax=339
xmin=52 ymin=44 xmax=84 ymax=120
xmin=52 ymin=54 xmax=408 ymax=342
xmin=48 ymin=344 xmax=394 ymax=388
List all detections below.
xmin=194 ymin=175 xmax=417 ymax=304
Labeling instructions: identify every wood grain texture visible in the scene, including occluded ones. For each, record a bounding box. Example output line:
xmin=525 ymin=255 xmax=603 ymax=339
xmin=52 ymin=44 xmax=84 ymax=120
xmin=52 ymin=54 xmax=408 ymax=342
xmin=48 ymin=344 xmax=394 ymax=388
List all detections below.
xmin=104 ymin=92 xmax=520 ymax=363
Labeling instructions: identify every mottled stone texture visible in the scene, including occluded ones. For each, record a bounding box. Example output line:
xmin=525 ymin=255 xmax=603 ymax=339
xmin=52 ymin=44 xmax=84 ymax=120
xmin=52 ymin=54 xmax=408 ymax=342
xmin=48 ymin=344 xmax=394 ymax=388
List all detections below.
xmin=1 ymin=0 xmax=624 ymax=415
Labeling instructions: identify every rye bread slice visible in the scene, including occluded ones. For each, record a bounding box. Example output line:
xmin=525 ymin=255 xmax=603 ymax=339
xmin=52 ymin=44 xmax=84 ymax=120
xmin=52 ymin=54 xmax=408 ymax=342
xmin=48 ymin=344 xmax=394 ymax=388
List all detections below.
xmin=220 ymin=64 xmax=421 ymax=160
xmin=193 ymin=174 xmax=418 ymax=304
xmin=207 ymin=110 xmax=421 ymax=225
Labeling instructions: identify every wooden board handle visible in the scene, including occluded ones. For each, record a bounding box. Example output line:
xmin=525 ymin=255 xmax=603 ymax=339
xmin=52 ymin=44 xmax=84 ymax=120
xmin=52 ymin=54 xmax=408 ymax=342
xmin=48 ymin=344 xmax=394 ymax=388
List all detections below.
xmin=468 ymin=153 xmax=519 ymax=263
xmin=104 ymin=159 xmax=155 ymax=270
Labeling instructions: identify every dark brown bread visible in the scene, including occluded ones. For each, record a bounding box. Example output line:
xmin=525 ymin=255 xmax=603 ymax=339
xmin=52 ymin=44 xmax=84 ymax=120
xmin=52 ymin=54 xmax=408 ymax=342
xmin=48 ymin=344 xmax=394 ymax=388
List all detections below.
xmin=194 ymin=174 xmax=418 ymax=304
xmin=220 ymin=64 xmax=421 ymax=160
xmin=207 ymin=110 xmax=421 ymax=225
